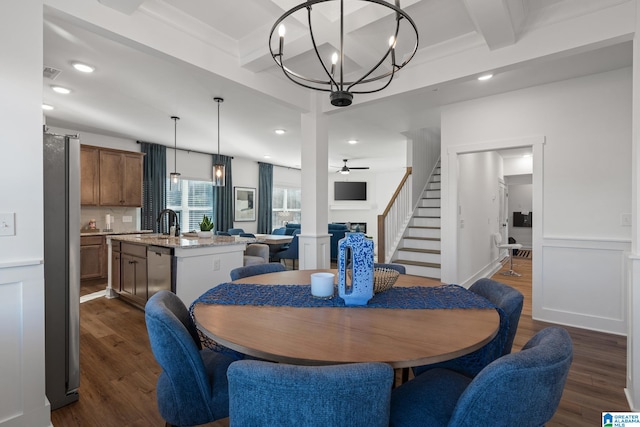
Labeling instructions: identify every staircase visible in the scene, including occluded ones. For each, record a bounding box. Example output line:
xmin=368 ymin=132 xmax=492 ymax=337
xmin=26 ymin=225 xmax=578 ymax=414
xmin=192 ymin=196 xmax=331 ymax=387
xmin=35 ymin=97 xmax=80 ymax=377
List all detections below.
xmin=391 ymin=163 xmax=441 ymax=279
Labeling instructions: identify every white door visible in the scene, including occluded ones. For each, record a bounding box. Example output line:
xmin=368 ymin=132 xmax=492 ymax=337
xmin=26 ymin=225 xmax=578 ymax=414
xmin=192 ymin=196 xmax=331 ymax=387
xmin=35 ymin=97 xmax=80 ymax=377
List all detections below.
xmin=498 ymin=180 xmax=509 ymax=244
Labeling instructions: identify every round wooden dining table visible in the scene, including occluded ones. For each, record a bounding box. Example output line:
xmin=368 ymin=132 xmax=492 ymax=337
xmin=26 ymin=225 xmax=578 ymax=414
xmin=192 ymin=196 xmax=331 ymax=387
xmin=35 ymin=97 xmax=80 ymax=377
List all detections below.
xmin=192 ymin=269 xmax=500 ymax=369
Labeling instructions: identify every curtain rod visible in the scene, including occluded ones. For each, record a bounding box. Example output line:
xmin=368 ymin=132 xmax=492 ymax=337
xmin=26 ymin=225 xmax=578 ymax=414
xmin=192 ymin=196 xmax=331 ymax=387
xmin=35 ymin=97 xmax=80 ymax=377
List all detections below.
xmin=136 ymin=140 xmax=233 ymax=159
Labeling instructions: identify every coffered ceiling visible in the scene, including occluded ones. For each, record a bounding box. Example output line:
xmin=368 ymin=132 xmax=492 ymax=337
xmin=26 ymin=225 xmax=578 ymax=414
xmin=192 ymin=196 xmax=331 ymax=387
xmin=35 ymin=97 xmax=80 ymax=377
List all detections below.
xmin=43 ymin=0 xmax=633 ymax=172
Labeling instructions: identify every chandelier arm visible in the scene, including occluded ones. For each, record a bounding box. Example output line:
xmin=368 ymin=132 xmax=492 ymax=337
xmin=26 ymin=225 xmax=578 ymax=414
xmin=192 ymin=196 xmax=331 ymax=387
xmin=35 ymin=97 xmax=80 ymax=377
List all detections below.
xmin=351 ymin=64 xmax=396 ymax=94
xmin=306 ymin=5 xmax=339 ymax=90
xmin=278 ymin=64 xmax=334 ymax=92
xmin=347 ymin=9 xmax=401 ymax=92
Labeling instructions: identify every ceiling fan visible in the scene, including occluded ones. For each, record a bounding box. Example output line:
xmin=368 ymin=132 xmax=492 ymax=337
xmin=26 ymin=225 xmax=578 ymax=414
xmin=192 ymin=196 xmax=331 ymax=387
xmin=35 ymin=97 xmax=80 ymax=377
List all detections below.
xmin=337 ymin=159 xmax=370 ymax=175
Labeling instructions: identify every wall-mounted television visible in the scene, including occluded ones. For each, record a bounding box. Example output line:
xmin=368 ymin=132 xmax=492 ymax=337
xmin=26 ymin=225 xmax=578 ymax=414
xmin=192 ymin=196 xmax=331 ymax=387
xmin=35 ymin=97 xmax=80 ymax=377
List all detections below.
xmin=334 ymin=181 xmax=367 ymax=201
xmin=513 ymin=211 xmax=532 ymax=228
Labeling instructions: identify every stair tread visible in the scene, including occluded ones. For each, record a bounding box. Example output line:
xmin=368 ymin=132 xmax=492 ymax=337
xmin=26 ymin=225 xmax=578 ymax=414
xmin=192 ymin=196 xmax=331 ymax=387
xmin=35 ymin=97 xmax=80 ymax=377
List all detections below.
xmin=403 ymin=236 xmax=441 ymax=241
xmin=407 ymin=226 xmax=440 ymax=230
xmin=413 ymin=215 xmax=440 ymax=219
xmin=398 ymin=247 xmax=441 ymax=254
xmin=392 ymin=259 xmax=441 ymax=268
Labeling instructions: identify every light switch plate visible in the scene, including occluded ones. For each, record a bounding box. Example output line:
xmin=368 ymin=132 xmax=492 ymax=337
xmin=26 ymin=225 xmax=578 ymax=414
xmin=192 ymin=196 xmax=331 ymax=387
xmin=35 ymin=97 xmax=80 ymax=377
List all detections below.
xmin=0 ymin=212 xmax=16 ymax=236
xmin=122 ymin=216 xmax=132 ymax=223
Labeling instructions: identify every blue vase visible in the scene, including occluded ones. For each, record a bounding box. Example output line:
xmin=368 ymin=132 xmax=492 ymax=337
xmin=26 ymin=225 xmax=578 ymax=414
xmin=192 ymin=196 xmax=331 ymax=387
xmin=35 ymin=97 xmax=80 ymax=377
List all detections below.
xmin=338 ymin=232 xmax=374 ymax=306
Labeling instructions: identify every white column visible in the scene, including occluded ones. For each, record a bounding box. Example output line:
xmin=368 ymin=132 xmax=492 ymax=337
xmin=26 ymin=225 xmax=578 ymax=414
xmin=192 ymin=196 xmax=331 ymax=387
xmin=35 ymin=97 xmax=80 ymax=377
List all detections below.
xmin=299 ymin=94 xmax=331 ymax=269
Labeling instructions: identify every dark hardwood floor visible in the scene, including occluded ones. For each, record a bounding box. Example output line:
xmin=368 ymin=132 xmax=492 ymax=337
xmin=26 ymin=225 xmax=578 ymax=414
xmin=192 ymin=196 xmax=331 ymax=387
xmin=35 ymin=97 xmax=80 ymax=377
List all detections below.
xmin=54 ymin=259 xmax=628 ymax=426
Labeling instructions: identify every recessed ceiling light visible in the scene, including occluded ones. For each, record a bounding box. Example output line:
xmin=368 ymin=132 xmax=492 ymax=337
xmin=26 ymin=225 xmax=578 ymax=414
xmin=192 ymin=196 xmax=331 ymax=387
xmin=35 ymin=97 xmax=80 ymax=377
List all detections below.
xmin=348 ymin=139 xmax=358 ymax=144
xmin=51 ymin=85 xmax=71 ymax=94
xmin=523 ymin=154 xmax=532 ymax=158
xmin=275 ymin=129 xmax=286 ymax=135
xmin=42 ymin=104 xmax=54 ymax=110
xmin=72 ymin=62 xmax=95 ymax=73
xmin=264 ymin=155 xmax=271 ymax=159
xmin=477 ymin=74 xmax=493 ymax=81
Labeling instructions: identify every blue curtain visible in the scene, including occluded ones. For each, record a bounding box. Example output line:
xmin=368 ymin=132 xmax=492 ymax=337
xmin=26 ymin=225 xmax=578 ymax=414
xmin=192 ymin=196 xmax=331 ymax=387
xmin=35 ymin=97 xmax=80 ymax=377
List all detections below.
xmin=140 ymin=142 xmax=166 ymax=232
xmin=258 ymin=162 xmax=273 ymax=233
xmin=212 ymin=154 xmax=233 ymax=233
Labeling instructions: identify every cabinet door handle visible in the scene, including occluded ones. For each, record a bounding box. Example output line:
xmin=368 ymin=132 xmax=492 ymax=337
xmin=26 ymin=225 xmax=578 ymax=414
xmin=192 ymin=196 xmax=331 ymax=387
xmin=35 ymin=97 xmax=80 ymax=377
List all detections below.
xmin=128 ymin=260 xmax=137 ymax=264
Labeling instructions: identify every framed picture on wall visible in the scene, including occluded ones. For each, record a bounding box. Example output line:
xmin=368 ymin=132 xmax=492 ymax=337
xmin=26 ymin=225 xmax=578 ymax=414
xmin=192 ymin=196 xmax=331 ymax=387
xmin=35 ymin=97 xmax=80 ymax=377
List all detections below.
xmin=234 ymin=187 xmax=256 ymax=222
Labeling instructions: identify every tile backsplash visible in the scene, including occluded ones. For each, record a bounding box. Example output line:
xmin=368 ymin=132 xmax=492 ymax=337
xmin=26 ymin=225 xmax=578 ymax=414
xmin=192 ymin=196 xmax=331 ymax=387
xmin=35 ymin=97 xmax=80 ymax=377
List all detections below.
xmin=81 ymin=207 xmax=142 ymax=232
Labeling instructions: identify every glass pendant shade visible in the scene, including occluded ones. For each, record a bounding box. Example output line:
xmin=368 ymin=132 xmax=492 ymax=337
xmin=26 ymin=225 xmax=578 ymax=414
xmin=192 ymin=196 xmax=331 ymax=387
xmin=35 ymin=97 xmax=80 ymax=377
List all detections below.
xmin=170 ymin=171 xmax=181 ymax=187
xmin=213 ymin=164 xmax=225 ymax=187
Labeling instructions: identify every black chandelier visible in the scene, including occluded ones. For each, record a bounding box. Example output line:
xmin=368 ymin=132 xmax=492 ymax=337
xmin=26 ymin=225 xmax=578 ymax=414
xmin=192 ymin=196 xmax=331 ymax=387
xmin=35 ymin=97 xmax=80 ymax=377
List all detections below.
xmin=269 ymin=0 xmax=419 ymax=107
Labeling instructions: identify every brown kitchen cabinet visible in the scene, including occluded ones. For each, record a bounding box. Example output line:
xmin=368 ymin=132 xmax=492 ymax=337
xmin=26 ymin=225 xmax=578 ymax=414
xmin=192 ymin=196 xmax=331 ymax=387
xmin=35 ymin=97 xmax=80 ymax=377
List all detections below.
xmin=80 ymin=235 xmax=106 ymax=280
xmin=99 ymin=149 xmax=144 ymax=207
xmin=117 ymin=242 xmax=148 ymax=308
xmin=80 ymin=146 xmax=100 ymax=206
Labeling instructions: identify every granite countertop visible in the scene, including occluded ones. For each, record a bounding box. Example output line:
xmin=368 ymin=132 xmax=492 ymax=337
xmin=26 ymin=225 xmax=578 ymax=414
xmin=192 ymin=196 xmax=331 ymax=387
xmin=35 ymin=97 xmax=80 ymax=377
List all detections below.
xmin=80 ymin=230 xmax=154 ymax=237
xmin=109 ymin=233 xmax=256 ymax=249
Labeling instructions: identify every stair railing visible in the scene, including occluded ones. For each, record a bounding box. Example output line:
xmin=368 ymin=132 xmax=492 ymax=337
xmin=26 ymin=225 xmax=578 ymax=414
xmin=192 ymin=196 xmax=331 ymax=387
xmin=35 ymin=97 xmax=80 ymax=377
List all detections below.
xmin=377 ymin=167 xmax=412 ymax=263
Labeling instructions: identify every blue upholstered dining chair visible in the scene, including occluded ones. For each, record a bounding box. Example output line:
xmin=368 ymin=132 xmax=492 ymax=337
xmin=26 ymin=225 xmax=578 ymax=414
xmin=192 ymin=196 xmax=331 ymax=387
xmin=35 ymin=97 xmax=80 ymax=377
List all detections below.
xmin=230 ymin=262 xmax=285 ymax=281
xmin=216 ymin=231 xmax=231 ymax=236
xmin=239 ymin=232 xmax=256 ymax=238
xmin=228 ymin=360 xmax=394 ymax=427
xmin=227 ymin=228 xmax=244 ymax=235
xmin=144 ymin=290 xmax=235 ymax=427
xmin=390 ymin=327 xmax=573 ymax=427
xmin=374 ymin=262 xmax=406 ymax=274
xmin=271 ymin=232 xmax=300 ymax=269
xmin=271 ymin=227 xmax=286 ymax=235
xmin=412 ymin=278 xmax=524 ymax=378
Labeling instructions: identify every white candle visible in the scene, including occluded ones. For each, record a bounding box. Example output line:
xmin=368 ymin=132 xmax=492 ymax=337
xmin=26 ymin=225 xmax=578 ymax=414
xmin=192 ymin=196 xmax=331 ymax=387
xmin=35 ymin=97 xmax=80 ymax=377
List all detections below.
xmin=105 ymin=214 xmax=111 ymax=227
xmin=311 ymin=273 xmax=335 ymax=298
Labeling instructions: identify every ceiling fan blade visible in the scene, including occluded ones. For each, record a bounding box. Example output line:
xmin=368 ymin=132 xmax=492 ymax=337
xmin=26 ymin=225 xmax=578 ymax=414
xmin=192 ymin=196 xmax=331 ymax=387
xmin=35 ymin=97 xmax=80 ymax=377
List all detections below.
xmin=349 ymin=166 xmax=369 ymax=170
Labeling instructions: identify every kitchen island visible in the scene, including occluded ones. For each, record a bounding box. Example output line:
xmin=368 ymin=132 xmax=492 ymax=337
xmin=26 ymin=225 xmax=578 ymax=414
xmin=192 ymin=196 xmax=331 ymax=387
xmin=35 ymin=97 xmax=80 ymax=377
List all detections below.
xmin=107 ymin=233 xmax=255 ymax=307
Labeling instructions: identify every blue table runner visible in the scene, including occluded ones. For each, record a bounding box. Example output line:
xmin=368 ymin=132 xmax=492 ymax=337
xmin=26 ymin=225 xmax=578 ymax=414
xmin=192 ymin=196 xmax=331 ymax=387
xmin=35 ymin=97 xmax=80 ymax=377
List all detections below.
xmin=193 ymin=282 xmax=497 ymax=310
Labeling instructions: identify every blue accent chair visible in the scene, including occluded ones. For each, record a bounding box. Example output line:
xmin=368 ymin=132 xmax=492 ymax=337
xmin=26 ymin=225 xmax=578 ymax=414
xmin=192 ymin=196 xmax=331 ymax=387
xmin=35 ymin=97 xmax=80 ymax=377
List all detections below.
xmin=271 ymin=227 xmax=286 ymax=235
xmin=228 ymin=360 xmax=394 ymax=427
xmin=374 ymin=263 xmax=406 ymax=274
xmin=285 ymin=223 xmax=349 ymax=260
xmin=230 ymin=262 xmax=286 ymax=281
xmin=144 ymin=291 xmax=235 ymax=427
xmin=390 ymin=327 xmax=573 ymax=427
xmin=272 ymin=233 xmax=300 ymax=269
xmin=412 ymin=278 xmax=524 ymax=378
xmin=227 ymin=228 xmax=244 ymax=235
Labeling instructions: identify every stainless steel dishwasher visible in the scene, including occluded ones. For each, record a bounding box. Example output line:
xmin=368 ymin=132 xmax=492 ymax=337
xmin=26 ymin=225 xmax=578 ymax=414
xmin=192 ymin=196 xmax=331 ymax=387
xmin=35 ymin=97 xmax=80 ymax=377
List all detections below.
xmin=147 ymin=245 xmax=174 ymax=299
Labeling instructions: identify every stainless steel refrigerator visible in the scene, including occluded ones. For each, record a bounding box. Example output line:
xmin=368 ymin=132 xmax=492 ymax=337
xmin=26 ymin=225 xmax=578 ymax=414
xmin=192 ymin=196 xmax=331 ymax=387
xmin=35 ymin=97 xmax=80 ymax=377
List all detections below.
xmin=43 ymin=132 xmax=80 ymax=409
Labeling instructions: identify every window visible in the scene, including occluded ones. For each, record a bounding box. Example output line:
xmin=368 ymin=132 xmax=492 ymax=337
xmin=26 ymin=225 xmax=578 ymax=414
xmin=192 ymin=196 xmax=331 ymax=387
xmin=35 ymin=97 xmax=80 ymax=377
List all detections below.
xmin=272 ymin=186 xmax=301 ymax=228
xmin=166 ymin=179 xmax=213 ymax=232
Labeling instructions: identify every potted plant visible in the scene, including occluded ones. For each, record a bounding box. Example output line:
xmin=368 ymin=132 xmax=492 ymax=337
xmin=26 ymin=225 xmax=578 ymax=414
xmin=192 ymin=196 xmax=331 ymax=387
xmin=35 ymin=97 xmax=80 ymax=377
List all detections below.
xmin=198 ymin=215 xmax=214 ymax=238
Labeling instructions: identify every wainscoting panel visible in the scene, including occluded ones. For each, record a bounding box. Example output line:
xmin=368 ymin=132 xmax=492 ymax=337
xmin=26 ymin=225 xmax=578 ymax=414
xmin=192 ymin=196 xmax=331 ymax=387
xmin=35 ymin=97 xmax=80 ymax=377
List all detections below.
xmin=0 ymin=262 xmax=50 ymax=427
xmin=538 ymin=238 xmax=630 ymax=335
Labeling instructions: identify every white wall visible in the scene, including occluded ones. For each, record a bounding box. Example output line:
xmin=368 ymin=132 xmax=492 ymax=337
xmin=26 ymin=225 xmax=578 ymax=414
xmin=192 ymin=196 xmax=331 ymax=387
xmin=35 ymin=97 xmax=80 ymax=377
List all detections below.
xmin=0 ymin=2 xmax=52 ymax=426
xmin=457 ymin=151 xmax=504 ymax=283
xmin=406 ymin=128 xmax=441 ymax=206
xmin=442 ymin=67 xmax=632 ymax=334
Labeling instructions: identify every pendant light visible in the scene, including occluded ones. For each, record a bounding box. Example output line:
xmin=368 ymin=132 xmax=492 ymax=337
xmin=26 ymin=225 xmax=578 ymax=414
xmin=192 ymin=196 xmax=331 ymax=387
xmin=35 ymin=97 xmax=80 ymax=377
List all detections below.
xmin=213 ymin=97 xmax=225 ymax=187
xmin=169 ymin=116 xmax=181 ymax=190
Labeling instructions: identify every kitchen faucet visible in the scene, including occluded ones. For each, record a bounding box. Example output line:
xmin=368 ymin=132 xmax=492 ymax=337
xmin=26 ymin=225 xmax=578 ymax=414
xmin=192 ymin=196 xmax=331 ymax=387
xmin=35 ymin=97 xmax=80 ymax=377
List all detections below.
xmin=157 ymin=209 xmax=180 ymax=236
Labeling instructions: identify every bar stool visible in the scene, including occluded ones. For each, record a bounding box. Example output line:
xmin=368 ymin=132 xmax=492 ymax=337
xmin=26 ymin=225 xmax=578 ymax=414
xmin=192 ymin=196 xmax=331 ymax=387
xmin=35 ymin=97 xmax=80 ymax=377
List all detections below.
xmin=493 ymin=233 xmax=522 ymax=276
